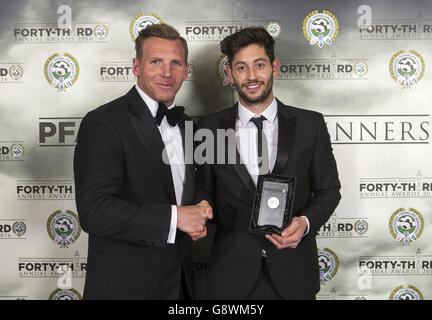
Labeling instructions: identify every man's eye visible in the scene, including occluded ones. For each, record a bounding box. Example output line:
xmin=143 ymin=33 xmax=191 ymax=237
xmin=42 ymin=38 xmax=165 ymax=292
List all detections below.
xmin=151 ymin=60 xmax=160 ymax=64
xmin=256 ymin=63 xmax=264 ymax=69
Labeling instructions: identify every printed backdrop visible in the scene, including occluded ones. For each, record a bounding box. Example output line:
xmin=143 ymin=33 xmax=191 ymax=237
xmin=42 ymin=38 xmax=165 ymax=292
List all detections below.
xmin=0 ymin=0 xmax=431 ymax=300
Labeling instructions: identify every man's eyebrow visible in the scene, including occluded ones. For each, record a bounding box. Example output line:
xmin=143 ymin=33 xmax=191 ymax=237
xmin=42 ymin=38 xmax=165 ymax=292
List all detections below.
xmin=233 ymin=57 xmax=268 ymax=66
xmin=233 ymin=61 xmax=246 ymax=67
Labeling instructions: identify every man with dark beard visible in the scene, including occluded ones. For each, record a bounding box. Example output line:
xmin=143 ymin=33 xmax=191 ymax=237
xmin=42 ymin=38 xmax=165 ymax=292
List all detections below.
xmin=195 ymin=27 xmax=341 ymax=299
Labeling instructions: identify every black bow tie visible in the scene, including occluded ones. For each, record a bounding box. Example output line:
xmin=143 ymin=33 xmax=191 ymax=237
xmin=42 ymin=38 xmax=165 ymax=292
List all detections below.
xmin=154 ymin=102 xmax=185 ymax=127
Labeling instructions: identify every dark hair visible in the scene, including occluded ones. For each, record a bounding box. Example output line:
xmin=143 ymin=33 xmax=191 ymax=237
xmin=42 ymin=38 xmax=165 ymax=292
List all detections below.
xmin=220 ymin=27 xmax=275 ymax=67
xmin=135 ymin=23 xmax=188 ymax=63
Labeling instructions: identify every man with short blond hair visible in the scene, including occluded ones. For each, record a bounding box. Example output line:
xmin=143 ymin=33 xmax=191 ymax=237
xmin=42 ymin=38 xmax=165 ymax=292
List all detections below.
xmin=74 ymin=23 xmax=211 ymax=300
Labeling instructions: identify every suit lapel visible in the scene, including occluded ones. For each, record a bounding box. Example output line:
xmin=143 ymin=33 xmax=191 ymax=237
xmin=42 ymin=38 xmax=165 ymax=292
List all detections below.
xmin=219 ymin=104 xmax=256 ymax=194
xmin=272 ymin=99 xmax=297 ymax=174
xmin=126 ymin=87 xmax=177 ymax=204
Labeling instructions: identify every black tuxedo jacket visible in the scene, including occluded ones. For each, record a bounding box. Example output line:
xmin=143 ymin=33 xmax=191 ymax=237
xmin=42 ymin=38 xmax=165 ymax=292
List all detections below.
xmin=195 ymin=99 xmax=341 ymax=299
xmin=74 ymin=86 xmax=195 ymax=299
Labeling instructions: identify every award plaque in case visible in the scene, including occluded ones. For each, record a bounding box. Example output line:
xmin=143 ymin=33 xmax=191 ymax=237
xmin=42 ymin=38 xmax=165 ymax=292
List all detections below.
xmin=250 ymin=174 xmax=296 ymax=235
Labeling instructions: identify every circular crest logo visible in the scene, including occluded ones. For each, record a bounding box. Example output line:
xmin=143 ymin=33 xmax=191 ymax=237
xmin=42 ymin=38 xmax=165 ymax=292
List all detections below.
xmin=9 ymin=65 xmax=24 ymax=80
xmin=303 ymin=10 xmax=339 ymax=48
xmin=44 ymin=53 xmax=79 ymax=92
xmin=354 ymin=219 xmax=368 ymax=235
xmin=318 ymin=248 xmax=339 ymax=284
xmin=389 ymin=50 xmax=425 ymax=88
xmin=49 ymin=288 xmax=82 ymax=300
xmin=130 ymin=12 xmax=163 ymax=41
xmin=389 ymin=285 xmax=423 ymax=300
xmin=10 ymin=143 xmax=24 ymax=159
xmin=389 ymin=207 xmax=424 ymax=246
xmin=216 ymin=54 xmax=231 ymax=86
xmin=266 ymin=22 xmax=281 ymax=39
xmin=94 ymin=24 xmax=109 ymax=40
xmin=12 ymin=221 xmax=26 ymax=237
xmin=187 ymin=63 xmax=194 ymax=80
xmin=354 ymin=61 xmax=368 ymax=77
xmin=47 ymin=209 xmax=81 ymax=248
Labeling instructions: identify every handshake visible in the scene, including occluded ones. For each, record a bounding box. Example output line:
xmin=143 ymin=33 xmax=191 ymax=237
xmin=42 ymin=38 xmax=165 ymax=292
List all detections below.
xmin=177 ymin=200 xmax=213 ymax=241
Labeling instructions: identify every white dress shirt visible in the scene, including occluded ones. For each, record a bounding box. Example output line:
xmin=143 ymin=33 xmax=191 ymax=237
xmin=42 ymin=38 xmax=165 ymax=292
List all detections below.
xmin=135 ymin=84 xmax=184 ymax=244
xmin=236 ymin=99 xmax=310 ymax=241
xmin=236 ymin=99 xmax=278 ymax=184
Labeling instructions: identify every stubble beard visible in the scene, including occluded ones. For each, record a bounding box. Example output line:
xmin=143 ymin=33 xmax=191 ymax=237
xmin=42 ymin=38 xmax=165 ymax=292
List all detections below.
xmin=234 ymin=76 xmax=274 ymax=108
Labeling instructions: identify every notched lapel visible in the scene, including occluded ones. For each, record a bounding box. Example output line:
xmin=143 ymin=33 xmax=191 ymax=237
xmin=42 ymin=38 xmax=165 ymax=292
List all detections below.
xmin=219 ymin=105 xmax=256 ymax=194
xmin=272 ymin=101 xmax=297 ymax=174
xmin=126 ymin=87 xmax=177 ymax=204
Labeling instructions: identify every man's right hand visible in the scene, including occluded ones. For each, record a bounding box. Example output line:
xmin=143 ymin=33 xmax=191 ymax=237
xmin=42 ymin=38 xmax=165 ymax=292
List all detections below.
xmin=177 ymin=200 xmax=213 ymax=234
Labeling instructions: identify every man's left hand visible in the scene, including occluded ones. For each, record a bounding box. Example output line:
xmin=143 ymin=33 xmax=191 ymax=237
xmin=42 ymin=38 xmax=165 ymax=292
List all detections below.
xmin=188 ymin=227 xmax=207 ymax=241
xmin=187 ymin=200 xmax=212 ymax=241
xmin=265 ymin=216 xmax=308 ymax=249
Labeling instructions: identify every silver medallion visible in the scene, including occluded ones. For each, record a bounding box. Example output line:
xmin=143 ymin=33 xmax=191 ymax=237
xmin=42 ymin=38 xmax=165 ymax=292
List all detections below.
xmin=267 ymin=196 xmax=280 ymax=209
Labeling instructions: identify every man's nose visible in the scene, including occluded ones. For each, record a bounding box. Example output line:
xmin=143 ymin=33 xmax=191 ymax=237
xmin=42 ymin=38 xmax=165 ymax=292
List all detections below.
xmin=246 ymin=67 xmax=257 ymax=81
xmin=161 ymin=63 xmax=172 ymax=77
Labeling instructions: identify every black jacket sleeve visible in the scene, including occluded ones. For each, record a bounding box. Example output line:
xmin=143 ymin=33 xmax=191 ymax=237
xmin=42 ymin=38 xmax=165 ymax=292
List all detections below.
xmin=73 ymin=111 xmax=172 ymax=246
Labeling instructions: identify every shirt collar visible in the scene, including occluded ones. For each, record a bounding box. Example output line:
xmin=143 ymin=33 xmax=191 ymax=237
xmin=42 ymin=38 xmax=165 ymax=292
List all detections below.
xmin=135 ymin=84 xmax=175 ymax=118
xmin=237 ymin=98 xmax=278 ymax=126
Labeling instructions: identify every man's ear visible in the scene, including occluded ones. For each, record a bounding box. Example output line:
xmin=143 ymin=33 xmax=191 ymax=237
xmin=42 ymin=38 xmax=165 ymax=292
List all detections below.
xmin=225 ymin=64 xmax=235 ymax=85
xmin=184 ymin=62 xmax=190 ymax=81
xmin=132 ymin=57 xmax=140 ymax=77
xmin=272 ymin=58 xmax=280 ymax=78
